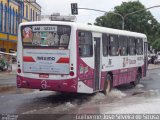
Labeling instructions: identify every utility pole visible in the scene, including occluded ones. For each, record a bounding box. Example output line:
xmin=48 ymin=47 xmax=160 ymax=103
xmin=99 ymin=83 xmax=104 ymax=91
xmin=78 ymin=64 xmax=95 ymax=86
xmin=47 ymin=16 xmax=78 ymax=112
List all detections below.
xmin=71 ymin=3 xmax=160 ymax=30
xmin=121 ymin=5 xmax=160 ymax=30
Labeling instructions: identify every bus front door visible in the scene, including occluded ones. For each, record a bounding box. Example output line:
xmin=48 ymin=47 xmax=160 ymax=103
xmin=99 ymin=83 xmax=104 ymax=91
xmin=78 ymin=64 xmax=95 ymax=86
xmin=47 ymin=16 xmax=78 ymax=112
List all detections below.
xmin=94 ymin=37 xmax=101 ymax=91
xmin=144 ymin=42 xmax=148 ymax=77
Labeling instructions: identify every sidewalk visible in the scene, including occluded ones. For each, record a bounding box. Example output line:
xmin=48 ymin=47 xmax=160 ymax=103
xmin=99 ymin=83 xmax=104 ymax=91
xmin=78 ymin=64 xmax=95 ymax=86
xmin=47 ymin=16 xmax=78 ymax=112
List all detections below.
xmin=148 ymin=64 xmax=160 ymax=70
xmin=0 ymin=64 xmax=17 ymax=93
xmin=0 ymin=64 xmax=16 ymax=77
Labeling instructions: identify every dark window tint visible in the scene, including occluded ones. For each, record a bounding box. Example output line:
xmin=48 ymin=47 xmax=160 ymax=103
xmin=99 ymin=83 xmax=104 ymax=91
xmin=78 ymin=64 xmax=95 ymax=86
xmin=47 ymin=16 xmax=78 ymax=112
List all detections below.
xmin=128 ymin=37 xmax=136 ymax=55
xmin=119 ymin=36 xmax=128 ymax=56
xmin=109 ymin=35 xmax=118 ymax=56
xmin=78 ymin=31 xmax=93 ymax=57
xmin=136 ymin=38 xmax=143 ymax=55
xmin=102 ymin=34 xmax=108 ymax=56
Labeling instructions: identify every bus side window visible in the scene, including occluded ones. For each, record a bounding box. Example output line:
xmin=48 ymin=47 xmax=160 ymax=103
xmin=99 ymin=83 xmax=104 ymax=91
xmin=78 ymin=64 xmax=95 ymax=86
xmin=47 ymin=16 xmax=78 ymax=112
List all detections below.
xmin=109 ymin=35 xmax=118 ymax=56
xmin=136 ymin=38 xmax=143 ymax=55
xmin=128 ymin=37 xmax=136 ymax=55
xmin=119 ymin=36 xmax=128 ymax=56
xmin=102 ymin=34 xmax=108 ymax=56
xmin=78 ymin=31 xmax=93 ymax=57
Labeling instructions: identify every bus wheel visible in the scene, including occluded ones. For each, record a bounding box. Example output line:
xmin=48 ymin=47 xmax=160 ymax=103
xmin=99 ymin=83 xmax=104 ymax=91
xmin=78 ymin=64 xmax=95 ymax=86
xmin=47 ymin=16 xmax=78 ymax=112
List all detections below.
xmin=103 ymin=74 xmax=112 ymax=95
xmin=131 ymin=70 xmax=141 ymax=86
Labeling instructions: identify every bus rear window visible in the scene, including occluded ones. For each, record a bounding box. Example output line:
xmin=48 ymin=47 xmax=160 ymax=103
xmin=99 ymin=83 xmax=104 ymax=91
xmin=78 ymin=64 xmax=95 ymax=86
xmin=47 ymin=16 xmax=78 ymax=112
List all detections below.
xmin=21 ymin=25 xmax=71 ymax=48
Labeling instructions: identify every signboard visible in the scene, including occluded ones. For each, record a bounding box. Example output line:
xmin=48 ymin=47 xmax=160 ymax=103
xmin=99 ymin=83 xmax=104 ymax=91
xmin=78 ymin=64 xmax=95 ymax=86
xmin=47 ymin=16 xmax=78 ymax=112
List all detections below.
xmin=23 ymin=49 xmax=70 ymax=74
xmin=32 ymin=26 xmax=57 ymax=32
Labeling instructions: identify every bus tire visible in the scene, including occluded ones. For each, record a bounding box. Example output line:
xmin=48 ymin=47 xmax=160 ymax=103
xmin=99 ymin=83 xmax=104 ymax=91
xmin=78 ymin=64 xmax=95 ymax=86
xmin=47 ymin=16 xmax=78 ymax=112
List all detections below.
xmin=131 ymin=70 xmax=141 ymax=86
xmin=103 ymin=74 xmax=112 ymax=95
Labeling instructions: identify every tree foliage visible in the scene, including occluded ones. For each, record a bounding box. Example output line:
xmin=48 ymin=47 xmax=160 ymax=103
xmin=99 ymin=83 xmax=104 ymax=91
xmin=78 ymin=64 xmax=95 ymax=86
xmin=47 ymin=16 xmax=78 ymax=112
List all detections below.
xmin=152 ymin=38 xmax=160 ymax=51
xmin=94 ymin=1 xmax=160 ymax=49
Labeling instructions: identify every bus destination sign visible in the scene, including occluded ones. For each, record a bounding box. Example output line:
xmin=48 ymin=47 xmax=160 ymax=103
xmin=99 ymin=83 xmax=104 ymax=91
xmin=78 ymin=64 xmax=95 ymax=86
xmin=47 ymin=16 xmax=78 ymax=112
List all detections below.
xmin=32 ymin=26 xmax=57 ymax=32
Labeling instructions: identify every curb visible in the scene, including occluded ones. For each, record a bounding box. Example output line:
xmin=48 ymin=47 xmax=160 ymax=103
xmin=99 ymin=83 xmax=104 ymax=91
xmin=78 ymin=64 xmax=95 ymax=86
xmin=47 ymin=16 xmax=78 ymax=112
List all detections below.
xmin=148 ymin=65 xmax=160 ymax=70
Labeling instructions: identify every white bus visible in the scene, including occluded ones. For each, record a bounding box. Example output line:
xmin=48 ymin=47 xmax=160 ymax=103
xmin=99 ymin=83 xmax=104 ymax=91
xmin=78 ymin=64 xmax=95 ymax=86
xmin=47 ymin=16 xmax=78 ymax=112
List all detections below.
xmin=17 ymin=21 xmax=148 ymax=94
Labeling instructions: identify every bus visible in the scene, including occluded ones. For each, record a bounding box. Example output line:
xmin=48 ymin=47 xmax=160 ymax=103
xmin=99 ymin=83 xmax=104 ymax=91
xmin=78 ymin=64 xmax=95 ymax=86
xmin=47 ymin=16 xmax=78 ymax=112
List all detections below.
xmin=17 ymin=21 xmax=148 ymax=94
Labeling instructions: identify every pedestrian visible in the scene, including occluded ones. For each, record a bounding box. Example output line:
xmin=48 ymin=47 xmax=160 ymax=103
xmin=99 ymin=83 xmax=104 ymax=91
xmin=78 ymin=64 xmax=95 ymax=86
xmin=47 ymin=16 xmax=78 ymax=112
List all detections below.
xmin=7 ymin=55 xmax=12 ymax=72
xmin=0 ymin=54 xmax=6 ymax=71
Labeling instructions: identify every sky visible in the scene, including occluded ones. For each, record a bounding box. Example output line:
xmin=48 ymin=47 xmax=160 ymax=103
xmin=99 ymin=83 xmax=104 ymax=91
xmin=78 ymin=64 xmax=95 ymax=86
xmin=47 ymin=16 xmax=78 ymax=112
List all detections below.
xmin=36 ymin=0 xmax=160 ymax=24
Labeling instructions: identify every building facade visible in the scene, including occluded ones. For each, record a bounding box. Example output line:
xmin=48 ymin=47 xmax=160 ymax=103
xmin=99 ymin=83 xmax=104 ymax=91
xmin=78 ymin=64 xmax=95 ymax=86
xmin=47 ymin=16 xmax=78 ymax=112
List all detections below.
xmin=0 ymin=0 xmax=41 ymax=52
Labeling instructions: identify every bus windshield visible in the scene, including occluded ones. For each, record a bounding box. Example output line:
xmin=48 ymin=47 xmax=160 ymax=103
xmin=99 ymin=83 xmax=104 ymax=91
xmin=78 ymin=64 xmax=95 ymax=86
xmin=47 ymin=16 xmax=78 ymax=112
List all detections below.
xmin=21 ymin=25 xmax=71 ymax=48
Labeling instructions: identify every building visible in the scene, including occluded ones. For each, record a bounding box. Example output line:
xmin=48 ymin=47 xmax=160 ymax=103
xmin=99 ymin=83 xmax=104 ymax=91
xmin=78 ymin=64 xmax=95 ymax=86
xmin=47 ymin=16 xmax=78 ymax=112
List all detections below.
xmin=0 ymin=0 xmax=41 ymax=52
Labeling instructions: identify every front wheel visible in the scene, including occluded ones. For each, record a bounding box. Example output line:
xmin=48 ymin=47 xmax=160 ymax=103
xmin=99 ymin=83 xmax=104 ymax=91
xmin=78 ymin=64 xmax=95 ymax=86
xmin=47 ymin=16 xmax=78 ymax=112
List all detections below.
xmin=103 ymin=74 xmax=113 ymax=95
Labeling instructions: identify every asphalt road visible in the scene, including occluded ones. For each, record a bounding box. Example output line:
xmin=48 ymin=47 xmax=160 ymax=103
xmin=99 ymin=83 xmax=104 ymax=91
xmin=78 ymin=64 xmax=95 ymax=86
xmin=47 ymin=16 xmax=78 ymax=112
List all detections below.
xmin=0 ymin=68 xmax=160 ymax=120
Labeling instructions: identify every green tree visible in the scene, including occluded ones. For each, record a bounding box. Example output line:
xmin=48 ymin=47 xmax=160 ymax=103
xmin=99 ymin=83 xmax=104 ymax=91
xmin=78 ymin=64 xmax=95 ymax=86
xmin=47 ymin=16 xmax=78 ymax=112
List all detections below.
xmin=94 ymin=1 xmax=160 ymax=48
xmin=152 ymin=38 xmax=160 ymax=51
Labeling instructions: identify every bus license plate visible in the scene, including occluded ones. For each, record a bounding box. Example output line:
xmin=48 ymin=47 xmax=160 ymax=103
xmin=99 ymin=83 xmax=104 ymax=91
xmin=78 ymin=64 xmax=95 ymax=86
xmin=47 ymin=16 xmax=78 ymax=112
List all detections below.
xmin=39 ymin=74 xmax=49 ymax=78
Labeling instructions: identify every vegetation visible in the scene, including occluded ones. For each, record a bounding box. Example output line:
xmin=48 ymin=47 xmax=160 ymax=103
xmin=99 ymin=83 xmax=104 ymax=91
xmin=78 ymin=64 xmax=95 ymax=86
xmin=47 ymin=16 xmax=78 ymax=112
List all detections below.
xmin=94 ymin=1 xmax=160 ymax=50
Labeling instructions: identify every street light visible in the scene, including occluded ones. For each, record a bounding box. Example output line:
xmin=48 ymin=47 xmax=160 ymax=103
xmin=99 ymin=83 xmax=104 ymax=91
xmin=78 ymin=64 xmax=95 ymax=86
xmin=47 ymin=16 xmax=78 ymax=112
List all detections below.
xmin=78 ymin=5 xmax=160 ymax=30
xmin=78 ymin=8 xmax=124 ymax=28
xmin=121 ymin=5 xmax=160 ymax=30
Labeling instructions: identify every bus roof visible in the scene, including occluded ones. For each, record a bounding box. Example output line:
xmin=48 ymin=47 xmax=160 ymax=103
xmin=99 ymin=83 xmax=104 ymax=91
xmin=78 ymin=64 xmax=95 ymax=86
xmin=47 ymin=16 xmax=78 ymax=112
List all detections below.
xmin=20 ymin=21 xmax=147 ymax=40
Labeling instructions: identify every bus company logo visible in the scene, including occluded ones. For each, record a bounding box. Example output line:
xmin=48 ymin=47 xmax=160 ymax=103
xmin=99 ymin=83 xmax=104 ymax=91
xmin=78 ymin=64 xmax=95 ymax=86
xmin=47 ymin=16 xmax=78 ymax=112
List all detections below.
xmin=41 ymin=80 xmax=48 ymax=89
xmin=36 ymin=56 xmax=55 ymax=61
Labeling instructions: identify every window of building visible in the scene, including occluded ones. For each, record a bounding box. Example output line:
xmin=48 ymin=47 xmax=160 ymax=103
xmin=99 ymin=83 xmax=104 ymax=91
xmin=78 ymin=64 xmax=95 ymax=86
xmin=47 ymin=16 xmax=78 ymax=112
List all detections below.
xmin=21 ymin=3 xmax=24 ymax=17
xmin=5 ymin=6 xmax=8 ymax=33
xmin=0 ymin=2 xmax=2 ymax=32
xmin=33 ymin=10 xmax=35 ymax=21
xmin=4 ymin=5 xmax=7 ymax=32
xmin=26 ymin=5 xmax=28 ymax=19
xmin=11 ymin=8 xmax=14 ymax=34
xmin=30 ymin=8 xmax=32 ymax=21
xmin=136 ymin=38 xmax=143 ymax=55
xmin=78 ymin=31 xmax=93 ymax=57
xmin=119 ymin=36 xmax=128 ymax=56
xmin=102 ymin=33 xmax=108 ymax=56
xmin=128 ymin=37 xmax=136 ymax=55
xmin=9 ymin=6 xmax=11 ymax=34
xmin=12 ymin=8 xmax=15 ymax=34
xmin=14 ymin=10 xmax=17 ymax=34
xmin=109 ymin=35 xmax=119 ymax=56
xmin=16 ymin=11 xmax=18 ymax=34
xmin=1 ymin=4 xmax=4 ymax=32
xmin=36 ymin=12 xmax=37 ymax=21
